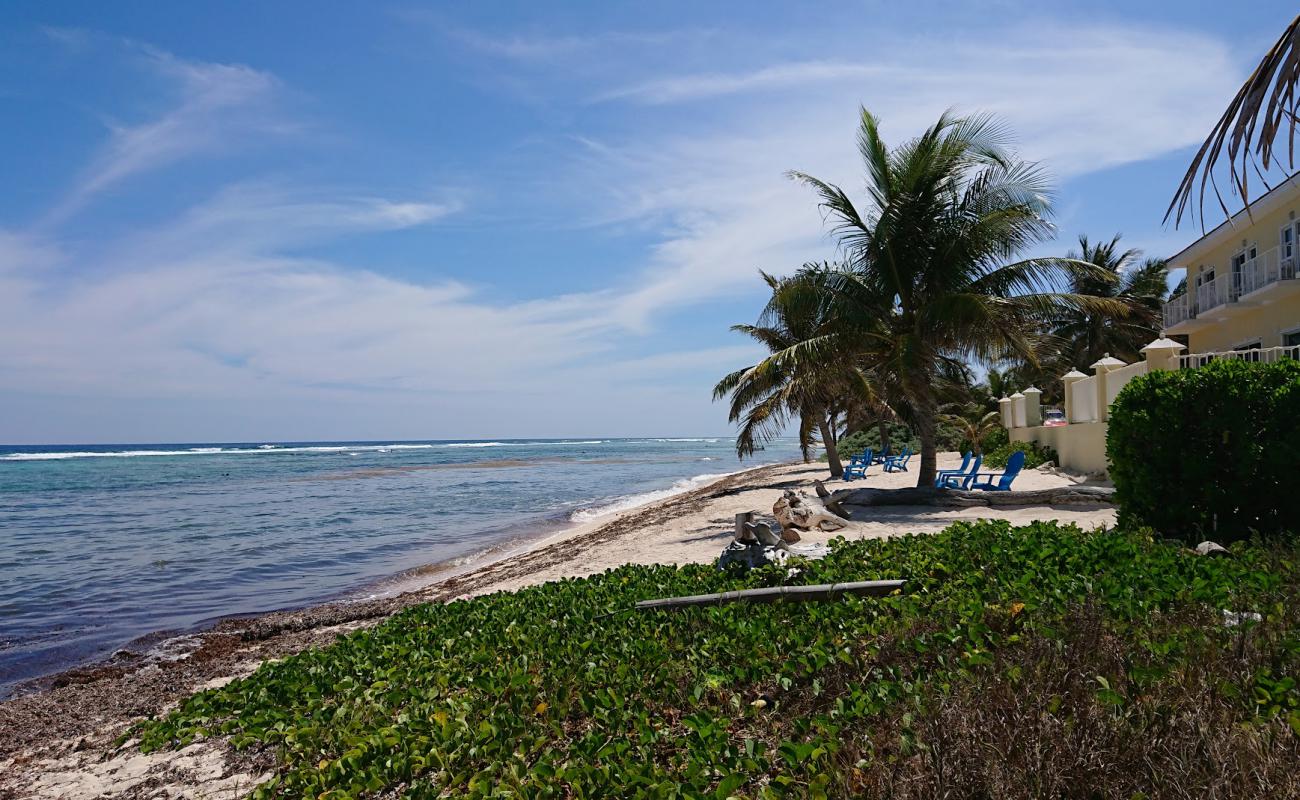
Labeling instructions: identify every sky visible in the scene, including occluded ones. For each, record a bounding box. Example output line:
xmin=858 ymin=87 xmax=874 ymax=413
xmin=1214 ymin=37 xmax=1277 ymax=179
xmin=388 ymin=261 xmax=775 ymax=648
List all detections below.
xmin=0 ymin=1 xmax=1292 ymax=444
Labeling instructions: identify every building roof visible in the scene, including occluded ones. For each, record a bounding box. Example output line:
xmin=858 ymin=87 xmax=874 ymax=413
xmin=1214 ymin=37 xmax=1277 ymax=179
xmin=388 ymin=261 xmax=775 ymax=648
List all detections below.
xmin=1167 ymin=172 xmax=1300 ymax=266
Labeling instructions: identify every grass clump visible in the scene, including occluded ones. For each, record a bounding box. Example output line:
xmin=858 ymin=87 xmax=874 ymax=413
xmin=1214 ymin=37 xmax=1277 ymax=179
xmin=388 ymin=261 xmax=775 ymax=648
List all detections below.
xmin=136 ymin=521 xmax=1300 ymax=798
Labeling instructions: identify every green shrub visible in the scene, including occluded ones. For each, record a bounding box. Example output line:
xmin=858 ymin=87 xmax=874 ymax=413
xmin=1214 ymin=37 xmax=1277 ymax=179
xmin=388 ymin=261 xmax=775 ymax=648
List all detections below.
xmin=1108 ymin=358 xmax=1300 ymax=542
xmin=834 ymin=421 xmax=966 ymax=461
xmin=133 ymin=521 xmax=1300 ymax=798
xmin=983 ymin=439 xmax=1057 ymax=469
xmin=982 ymin=425 xmax=1009 ymax=453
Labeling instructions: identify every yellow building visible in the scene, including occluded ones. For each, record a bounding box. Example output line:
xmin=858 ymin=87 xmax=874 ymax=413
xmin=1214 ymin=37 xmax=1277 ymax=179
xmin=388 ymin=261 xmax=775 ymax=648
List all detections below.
xmin=1163 ymin=175 xmax=1300 ymax=359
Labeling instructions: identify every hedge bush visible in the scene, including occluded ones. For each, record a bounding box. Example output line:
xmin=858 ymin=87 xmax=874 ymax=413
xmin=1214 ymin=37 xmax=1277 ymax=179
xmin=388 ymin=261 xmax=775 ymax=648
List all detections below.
xmin=983 ymin=439 xmax=1057 ymax=470
xmin=1108 ymin=358 xmax=1300 ymax=542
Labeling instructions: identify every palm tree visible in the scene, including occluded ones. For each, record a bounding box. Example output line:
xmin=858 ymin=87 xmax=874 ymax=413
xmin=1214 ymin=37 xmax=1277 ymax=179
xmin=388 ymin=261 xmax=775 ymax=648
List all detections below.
xmin=769 ymin=108 xmax=1119 ymax=487
xmin=1047 ymin=234 xmax=1168 ymax=368
xmin=1169 ymin=14 xmax=1300 ymax=227
xmin=939 ymin=402 xmax=1002 ymax=455
xmin=713 ymin=267 xmax=867 ymax=478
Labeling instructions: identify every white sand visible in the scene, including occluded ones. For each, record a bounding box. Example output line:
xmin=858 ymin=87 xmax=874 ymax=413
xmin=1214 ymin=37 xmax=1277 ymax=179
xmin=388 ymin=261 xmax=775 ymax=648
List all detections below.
xmin=446 ymin=452 xmax=1115 ymax=596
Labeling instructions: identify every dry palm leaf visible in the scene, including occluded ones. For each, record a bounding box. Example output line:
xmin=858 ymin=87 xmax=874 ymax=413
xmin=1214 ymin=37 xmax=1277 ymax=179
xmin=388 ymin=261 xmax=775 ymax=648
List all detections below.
xmin=1167 ymin=15 xmax=1300 ymax=229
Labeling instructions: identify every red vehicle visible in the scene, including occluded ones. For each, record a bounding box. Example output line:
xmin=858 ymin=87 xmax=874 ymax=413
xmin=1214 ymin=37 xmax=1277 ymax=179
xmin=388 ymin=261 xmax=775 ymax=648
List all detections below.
xmin=1042 ymin=408 xmax=1068 ymax=427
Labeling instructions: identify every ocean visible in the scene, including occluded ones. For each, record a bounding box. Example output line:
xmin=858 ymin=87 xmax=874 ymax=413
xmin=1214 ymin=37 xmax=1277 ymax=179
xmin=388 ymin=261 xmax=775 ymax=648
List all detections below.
xmin=0 ymin=437 xmax=801 ymax=696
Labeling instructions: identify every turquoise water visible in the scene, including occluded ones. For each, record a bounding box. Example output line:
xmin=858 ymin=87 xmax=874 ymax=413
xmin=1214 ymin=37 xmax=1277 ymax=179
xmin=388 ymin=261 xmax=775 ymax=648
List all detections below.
xmin=0 ymin=437 xmax=800 ymax=695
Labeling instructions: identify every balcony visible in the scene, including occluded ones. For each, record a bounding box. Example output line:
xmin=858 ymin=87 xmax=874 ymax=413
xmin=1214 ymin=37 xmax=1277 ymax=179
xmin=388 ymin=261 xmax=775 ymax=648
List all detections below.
xmin=1162 ymin=245 xmax=1300 ymax=332
xmin=1179 ymin=344 xmax=1300 ymax=369
xmin=1162 ymin=292 xmax=1191 ymax=328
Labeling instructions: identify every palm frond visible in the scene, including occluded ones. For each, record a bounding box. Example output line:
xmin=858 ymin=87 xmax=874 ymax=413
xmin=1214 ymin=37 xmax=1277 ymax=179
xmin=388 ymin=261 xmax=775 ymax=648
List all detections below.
xmin=1166 ymin=14 xmax=1300 ymax=228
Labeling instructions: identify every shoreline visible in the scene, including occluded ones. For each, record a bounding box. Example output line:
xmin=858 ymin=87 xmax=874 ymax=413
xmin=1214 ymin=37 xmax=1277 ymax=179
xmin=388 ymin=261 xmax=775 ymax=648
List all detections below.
xmin=0 ymin=461 xmax=796 ymax=761
xmin=0 ymin=455 xmax=1117 ymax=798
xmin=0 ymin=457 xmax=767 ymax=702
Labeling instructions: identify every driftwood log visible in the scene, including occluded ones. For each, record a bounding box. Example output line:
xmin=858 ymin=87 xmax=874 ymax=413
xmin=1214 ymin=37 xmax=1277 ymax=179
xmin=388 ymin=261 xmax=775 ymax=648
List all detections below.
xmin=773 ymin=489 xmax=846 ymax=533
xmin=823 ymin=484 xmax=1115 ymax=509
xmin=636 ymin=580 xmax=907 ymax=611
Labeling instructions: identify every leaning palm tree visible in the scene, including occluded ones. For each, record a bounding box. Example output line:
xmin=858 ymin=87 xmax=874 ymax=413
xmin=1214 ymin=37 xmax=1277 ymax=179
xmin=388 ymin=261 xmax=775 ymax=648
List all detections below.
xmin=1168 ymin=14 xmax=1300 ymax=227
xmin=713 ymin=267 xmax=867 ymax=478
xmin=770 ymin=108 xmax=1120 ymax=487
xmin=1047 ymin=234 xmax=1168 ymax=368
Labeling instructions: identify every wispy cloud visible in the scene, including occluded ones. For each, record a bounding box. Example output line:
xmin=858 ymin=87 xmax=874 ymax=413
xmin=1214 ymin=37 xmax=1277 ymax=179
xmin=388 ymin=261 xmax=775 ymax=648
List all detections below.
xmin=437 ymin=23 xmax=710 ymax=62
xmin=43 ymin=40 xmax=286 ymax=225
xmin=0 ymin=16 xmax=1254 ymax=441
xmin=554 ymin=22 xmax=1242 ymax=328
xmin=594 ymin=61 xmax=894 ymax=104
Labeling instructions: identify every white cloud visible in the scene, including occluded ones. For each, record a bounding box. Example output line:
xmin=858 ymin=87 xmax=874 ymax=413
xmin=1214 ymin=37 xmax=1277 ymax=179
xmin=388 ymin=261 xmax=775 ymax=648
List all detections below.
xmin=2 ymin=19 xmax=1253 ymax=441
xmin=560 ymin=22 xmax=1242 ymax=328
xmin=594 ymin=61 xmax=894 ymax=105
xmin=44 ymin=45 xmax=284 ymax=225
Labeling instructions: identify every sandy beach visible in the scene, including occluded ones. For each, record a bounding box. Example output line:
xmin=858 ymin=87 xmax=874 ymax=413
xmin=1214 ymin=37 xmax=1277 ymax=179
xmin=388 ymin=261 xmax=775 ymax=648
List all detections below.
xmin=0 ymin=453 xmax=1115 ymax=798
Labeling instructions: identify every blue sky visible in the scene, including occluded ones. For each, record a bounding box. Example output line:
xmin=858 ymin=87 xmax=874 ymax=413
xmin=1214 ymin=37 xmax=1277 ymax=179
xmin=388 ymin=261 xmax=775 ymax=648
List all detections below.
xmin=0 ymin=1 xmax=1292 ymax=443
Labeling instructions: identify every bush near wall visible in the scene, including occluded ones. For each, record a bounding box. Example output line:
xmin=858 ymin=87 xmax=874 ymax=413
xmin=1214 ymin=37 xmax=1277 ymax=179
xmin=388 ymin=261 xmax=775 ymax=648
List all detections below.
xmin=1108 ymin=359 xmax=1300 ymax=542
xmin=984 ymin=439 xmax=1057 ymax=470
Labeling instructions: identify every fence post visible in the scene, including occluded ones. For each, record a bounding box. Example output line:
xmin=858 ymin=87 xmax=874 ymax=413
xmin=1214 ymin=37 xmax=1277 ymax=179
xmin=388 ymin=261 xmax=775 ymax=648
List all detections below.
xmin=998 ymin=396 xmax=1013 ymax=429
xmin=1061 ymin=369 xmax=1086 ymax=422
xmin=1091 ymin=354 xmax=1126 ymax=422
xmin=1022 ymin=387 xmax=1042 ymax=427
xmin=1140 ymin=336 xmax=1187 ymax=372
xmin=1010 ymin=392 xmax=1027 ymax=428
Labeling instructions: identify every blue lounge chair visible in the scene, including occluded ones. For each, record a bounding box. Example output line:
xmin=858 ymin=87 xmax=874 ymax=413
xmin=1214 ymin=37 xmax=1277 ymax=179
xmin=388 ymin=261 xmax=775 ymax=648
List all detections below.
xmin=934 ymin=452 xmax=972 ymax=487
xmin=842 ymin=449 xmax=873 ymax=481
xmin=883 ymin=446 xmax=913 ymax=473
xmin=938 ymin=453 xmax=982 ymax=489
xmin=967 ymin=450 xmax=1026 ymax=491
xmin=871 ymin=447 xmax=892 ymax=465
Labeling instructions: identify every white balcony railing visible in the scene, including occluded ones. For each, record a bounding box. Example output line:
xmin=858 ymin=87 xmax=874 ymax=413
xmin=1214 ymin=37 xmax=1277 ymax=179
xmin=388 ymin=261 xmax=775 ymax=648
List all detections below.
xmin=1179 ymin=344 xmax=1300 ymax=369
xmin=1162 ymin=245 xmax=1299 ymax=326
xmin=1162 ymin=292 xmax=1191 ymax=328
xmin=1197 ymin=274 xmax=1229 ymax=312
xmin=1237 ymin=246 xmax=1280 ymax=296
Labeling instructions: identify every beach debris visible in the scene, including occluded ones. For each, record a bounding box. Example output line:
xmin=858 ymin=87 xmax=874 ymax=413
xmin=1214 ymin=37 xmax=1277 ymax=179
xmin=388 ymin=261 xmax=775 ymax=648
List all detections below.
xmin=720 ymin=512 xmax=828 ymax=570
xmin=747 ymin=520 xmax=786 ymax=548
xmin=812 ymin=480 xmax=851 ymax=518
xmin=1195 ymin=541 xmax=1232 ymax=557
xmin=774 ymin=489 xmax=848 ymax=533
xmin=636 ymin=579 xmax=907 ymax=611
xmin=718 ymin=539 xmax=791 ymax=570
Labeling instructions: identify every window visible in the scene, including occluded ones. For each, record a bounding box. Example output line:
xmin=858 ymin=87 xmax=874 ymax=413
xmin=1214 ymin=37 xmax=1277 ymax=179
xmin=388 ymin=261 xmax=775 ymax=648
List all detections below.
xmin=1285 ymin=330 xmax=1300 ymax=348
xmin=1283 ymin=225 xmax=1294 ymax=261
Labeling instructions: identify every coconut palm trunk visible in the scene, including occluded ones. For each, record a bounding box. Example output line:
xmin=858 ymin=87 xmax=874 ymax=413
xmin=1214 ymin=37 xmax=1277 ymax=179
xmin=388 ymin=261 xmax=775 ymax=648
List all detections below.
xmin=818 ymin=416 xmax=844 ymax=478
xmin=907 ymin=378 xmax=939 ymax=486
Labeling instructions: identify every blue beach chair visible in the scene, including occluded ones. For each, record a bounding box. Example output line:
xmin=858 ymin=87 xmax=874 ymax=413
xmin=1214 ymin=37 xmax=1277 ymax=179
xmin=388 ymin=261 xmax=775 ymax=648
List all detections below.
xmin=934 ymin=452 xmax=972 ymax=487
xmin=938 ymin=453 xmax=982 ymax=489
xmin=871 ymin=447 xmax=892 ymax=465
xmin=967 ymin=450 xmax=1026 ymax=491
xmin=842 ymin=449 xmax=873 ymax=481
xmin=883 ymin=446 xmax=913 ymax=473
